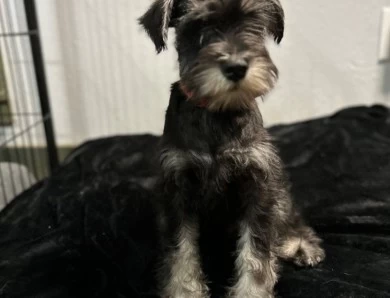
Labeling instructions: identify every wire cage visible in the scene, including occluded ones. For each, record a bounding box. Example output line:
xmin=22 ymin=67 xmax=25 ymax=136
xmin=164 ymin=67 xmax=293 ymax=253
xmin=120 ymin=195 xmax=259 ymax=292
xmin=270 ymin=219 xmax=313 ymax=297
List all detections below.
xmin=0 ymin=0 xmax=177 ymax=210
xmin=0 ymin=0 xmax=58 ymax=208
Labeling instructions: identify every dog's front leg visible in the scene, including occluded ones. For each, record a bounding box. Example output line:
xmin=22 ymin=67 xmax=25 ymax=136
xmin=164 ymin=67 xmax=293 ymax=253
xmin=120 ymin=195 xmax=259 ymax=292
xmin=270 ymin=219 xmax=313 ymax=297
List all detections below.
xmin=161 ymin=191 xmax=209 ymax=298
xmin=230 ymin=223 xmax=278 ymax=298
xmin=163 ymin=220 xmax=209 ymax=298
xmin=229 ymin=176 xmax=278 ymax=298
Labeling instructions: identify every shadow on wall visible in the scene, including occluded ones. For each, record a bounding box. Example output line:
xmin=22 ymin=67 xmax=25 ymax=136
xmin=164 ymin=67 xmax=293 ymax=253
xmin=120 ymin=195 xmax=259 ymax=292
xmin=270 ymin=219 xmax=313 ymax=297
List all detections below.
xmin=382 ymin=62 xmax=390 ymax=96
xmin=56 ymin=1 xmax=89 ymax=143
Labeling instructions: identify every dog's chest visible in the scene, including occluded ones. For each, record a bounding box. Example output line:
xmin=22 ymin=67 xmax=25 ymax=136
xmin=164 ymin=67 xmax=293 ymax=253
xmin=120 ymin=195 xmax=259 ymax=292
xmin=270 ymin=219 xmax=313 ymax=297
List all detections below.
xmin=160 ymin=144 xmax=276 ymax=184
xmin=162 ymin=96 xmax=277 ymax=187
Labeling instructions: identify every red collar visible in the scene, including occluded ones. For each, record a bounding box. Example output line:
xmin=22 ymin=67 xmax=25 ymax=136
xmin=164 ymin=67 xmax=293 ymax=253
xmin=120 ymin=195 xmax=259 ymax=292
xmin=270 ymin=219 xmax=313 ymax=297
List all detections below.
xmin=179 ymin=82 xmax=209 ymax=108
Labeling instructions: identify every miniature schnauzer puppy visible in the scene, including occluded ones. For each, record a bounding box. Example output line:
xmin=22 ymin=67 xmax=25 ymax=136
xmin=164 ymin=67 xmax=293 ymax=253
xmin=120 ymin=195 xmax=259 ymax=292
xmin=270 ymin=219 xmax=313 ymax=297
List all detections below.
xmin=139 ymin=0 xmax=325 ymax=297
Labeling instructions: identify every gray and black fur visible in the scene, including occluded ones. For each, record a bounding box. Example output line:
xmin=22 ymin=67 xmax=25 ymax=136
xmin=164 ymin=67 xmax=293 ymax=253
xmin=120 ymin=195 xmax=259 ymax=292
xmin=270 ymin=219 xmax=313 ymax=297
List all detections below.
xmin=139 ymin=0 xmax=325 ymax=297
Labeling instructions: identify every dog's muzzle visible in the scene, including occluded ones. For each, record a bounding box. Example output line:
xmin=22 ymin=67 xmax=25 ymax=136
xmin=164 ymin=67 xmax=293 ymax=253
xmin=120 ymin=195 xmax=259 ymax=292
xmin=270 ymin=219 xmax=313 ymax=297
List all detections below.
xmin=221 ymin=61 xmax=248 ymax=82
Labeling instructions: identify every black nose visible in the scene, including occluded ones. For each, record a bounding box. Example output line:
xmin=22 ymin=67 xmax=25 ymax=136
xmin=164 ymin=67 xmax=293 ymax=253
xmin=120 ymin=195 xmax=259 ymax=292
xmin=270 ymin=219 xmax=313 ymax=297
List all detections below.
xmin=221 ymin=63 xmax=248 ymax=82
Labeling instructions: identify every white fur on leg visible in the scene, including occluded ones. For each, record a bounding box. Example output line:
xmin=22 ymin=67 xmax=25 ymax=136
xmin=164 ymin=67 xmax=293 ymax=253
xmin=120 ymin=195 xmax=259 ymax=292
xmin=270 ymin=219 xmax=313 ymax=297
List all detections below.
xmin=230 ymin=224 xmax=277 ymax=298
xmin=277 ymin=236 xmax=325 ymax=267
xmin=163 ymin=223 xmax=209 ymax=298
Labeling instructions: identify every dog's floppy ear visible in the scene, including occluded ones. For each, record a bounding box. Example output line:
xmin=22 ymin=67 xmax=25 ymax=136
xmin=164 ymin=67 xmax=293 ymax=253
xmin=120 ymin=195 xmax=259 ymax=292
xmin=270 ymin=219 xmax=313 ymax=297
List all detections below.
xmin=267 ymin=0 xmax=284 ymax=44
xmin=139 ymin=0 xmax=176 ymax=53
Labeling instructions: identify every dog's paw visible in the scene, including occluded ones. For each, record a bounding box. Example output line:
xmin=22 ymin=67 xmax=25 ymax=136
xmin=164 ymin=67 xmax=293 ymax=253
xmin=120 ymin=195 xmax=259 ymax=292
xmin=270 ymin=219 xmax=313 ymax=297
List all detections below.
xmin=163 ymin=280 xmax=209 ymax=298
xmin=228 ymin=290 xmax=274 ymax=298
xmin=228 ymin=282 xmax=275 ymax=298
xmin=293 ymin=243 xmax=325 ymax=267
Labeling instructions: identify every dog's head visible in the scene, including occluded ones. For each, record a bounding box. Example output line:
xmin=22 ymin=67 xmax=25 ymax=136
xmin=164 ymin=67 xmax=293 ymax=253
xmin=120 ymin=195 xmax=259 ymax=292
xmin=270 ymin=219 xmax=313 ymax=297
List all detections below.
xmin=139 ymin=0 xmax=284 ymax=111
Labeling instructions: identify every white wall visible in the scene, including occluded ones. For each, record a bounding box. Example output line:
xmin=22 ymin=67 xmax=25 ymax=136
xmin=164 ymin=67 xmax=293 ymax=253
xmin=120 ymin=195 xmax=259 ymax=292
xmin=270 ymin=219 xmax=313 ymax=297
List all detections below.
xmin=263 ymin=0 xmax=390 ymax=125
xmin=36 ymin=0 xmax=178 ymax=146
xmin=34 ymin=0 xmax=390 ymax=146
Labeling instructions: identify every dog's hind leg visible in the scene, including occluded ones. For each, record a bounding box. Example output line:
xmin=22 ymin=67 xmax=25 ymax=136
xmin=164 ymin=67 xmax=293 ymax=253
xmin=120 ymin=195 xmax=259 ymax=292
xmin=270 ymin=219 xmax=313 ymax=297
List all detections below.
xmin=277 ymin=211 xmax=325 ymax=267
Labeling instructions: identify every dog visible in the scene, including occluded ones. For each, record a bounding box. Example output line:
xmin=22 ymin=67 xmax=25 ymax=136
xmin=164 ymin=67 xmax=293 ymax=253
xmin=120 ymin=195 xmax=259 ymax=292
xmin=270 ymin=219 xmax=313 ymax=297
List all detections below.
xmin=139 ymin=0 xmax=325 ymax=297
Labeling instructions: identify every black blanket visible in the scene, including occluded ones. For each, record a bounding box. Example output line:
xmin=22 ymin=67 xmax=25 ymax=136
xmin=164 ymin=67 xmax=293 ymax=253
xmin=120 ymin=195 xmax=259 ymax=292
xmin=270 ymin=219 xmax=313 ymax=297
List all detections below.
xmin=0 ymin=105 xmax=389 ymax=298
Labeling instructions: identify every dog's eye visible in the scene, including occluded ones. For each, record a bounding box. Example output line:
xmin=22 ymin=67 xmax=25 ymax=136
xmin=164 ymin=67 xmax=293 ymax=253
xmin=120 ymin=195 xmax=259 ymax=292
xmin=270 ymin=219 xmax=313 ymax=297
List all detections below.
xmin=199 ymin=29 xmax=222 ymax=46
xmin=200 ymin=31 xmax=212 ymax=46
xmin=199 ymin=34 xmax=205 ymax=46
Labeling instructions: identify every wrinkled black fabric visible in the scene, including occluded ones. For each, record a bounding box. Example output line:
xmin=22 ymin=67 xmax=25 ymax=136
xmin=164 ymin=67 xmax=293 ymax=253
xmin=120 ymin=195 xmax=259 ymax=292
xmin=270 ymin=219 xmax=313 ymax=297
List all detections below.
xmin=0 ymin=105 xmax=390 ymax=298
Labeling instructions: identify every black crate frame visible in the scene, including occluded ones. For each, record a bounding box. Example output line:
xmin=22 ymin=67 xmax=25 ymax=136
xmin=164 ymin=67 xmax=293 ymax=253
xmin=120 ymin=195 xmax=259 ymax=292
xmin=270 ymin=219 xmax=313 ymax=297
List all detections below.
xmin=0 ymin=0 xmax=58 ymax=205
